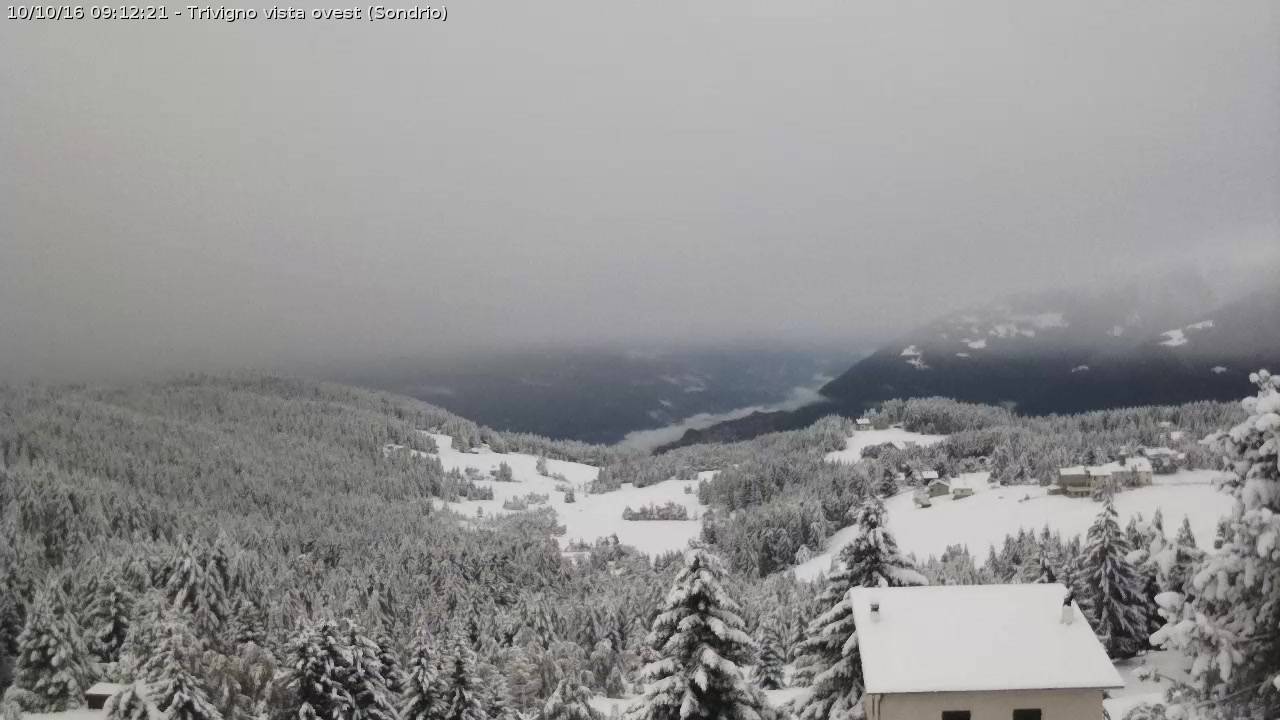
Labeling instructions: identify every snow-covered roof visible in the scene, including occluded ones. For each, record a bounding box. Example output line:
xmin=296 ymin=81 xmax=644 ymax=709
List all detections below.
xmin=1059 ymin=466 xmax=1086 ymax=476
xmin=849 ymin=584 xmax=1124 ymax=694
xmin=1125 ymin=457 xmax=1153 ymax=473
xmin=919 ymin=470 xmax=940 ymax=480
xmin=949 ymin=471 xmax=990 ymax=491
xmin=85 ymin=683 xmax=125 ymax=697
xmin=855 ymin=418 xmax=872 ymax=425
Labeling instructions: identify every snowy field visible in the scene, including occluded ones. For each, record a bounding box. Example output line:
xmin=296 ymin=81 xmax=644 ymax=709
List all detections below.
xmin=1106 ymin=649 xmax=1191 ymax=718
xmin=418 ymin=433 xmax=705 ymax=556
xmin=795 ymin=470 xmax=1233 ymax=581
xmin=823 ymin=428 xmax=947 ymax=464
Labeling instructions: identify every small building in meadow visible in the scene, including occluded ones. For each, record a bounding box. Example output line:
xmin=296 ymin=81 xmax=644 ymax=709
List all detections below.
xmin=856 ymin=417 xmax=874 ymax=429
xmin=926 ymin=477 xmax=952 ymax=497
xmin=850 ymin=584 xmax=1123 ymax=720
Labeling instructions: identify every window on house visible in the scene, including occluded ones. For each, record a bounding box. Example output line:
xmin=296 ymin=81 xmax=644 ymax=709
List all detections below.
xmin=940 ymin=713 xmax=970 ymax=720
xmin=1012 ymin=710 xmax=1042 ymax=720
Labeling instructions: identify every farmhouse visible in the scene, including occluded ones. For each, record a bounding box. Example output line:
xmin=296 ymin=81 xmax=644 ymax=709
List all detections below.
xmin=1057 ymin=458 xmax=1152 ymax=497
xmin=856 ymin=417 xmax=873 ymax=429
xmin=851 ymin=584 xmax=1123 ymax=720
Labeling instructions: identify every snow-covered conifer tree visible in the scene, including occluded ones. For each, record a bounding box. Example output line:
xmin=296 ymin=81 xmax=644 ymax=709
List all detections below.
xmin=401 ymin=630 xmax=448 ymax=720
xmin=147 ymin=621 xmax=222 ymax=720
xmin=345 ymin=622 xmax=400 ymax=720
xmin=281 ymin=619 xmax=355 ymax=720
xmin=442 ymin=633 xmax=488 ymax=720
xmin=88 ymin=573 xmax=134 ymax=663
xmin=542 ymin=672 xmax=602 ymax=720
xmin=1081 ymin=494 xmax=1149 ymax=659
xmin=165 ymin=539 xmax=233 ymax=644
xmin=11 ymin=585 xmax=93 ymax=710
xmin=105 ymin=681 xmax=157 ymax=720
xmin=1152 ymin=371 xmax=1280 ymax=717
xmin=626 ymin=549 xmax=769 ymax=720
xmin=793 ymin=497 xmax=924 ymax=720
xmin=753 ymin=618 xmax=786 ymax=690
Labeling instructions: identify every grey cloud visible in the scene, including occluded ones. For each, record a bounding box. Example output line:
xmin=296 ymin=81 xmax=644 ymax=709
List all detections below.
xmin=2 ymin=0 xmax=1277 ymax=380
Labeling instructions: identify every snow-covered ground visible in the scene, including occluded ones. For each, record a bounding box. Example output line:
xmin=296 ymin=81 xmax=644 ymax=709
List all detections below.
xmin=590 ymin=687 xmax=808 ymax=718
xmin=823 ymin=428 xmax=948 ymax=464
xmin=794 ymin=470 xmax=1233 ymax=581
xmin=1105 ymin=649 xmax=1190 ymax=718
xmin=418 ymin=433 xmax=705 ymax=556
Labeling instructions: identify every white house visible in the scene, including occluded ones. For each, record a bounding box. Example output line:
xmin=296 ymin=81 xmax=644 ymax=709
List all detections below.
xmin=850 ymin=584 xmax=1123 ymax=720
xmin=856 ymin=417 xmax=874 ymax=429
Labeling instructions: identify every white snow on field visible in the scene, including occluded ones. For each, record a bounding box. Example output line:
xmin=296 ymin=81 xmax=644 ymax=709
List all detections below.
xmin=1103 ymin=649 xmax=1188 ymax=718
xmin=823 ymin=429 xmax=947 ymax=464
xmin=418 ymin=433 xmax=705 ymax=555
xmin=794 ymin=470 xmax=1233 ymax=581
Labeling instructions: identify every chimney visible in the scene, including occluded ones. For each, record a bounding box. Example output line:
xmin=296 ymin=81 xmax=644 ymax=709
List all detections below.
xmin=870 ymin=601 xmax=881 ymax=622
xmin=1061 ymin=591 xmax=1075 ymax=625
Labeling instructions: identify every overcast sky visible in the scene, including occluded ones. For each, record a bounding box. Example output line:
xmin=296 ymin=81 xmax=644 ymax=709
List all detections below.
xmin=2 ymin=0 xmax=1277 ymax=381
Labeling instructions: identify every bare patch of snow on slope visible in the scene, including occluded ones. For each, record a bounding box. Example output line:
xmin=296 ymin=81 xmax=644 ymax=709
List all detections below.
xmin=824 ymin=429 xmax=947 ymax=465
xmin=795 ymin=470 xmax=1232 ymax=582
xmin=420 ymin=433 xmax=705 ymax=555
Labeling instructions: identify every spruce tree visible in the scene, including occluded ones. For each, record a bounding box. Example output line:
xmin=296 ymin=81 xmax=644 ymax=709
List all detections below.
xmin=282 ymin=619 xmax=355 ymax=720
xmin=88 ymin=573 xmax=134 ymax=663
xmin=11 ymin=585 xmax=93 ymax=711
xmin=793 ymin=497 xmax=924 ymax=720
xmin=346 ymin=622 xmax=400 ymax=720
xmin=1152 ymin=371 xmax=1280 ymax=718
xmin=753 ymin=618 xmax=786 ymax=690
xmin=840 ymin=498 xmax=926 ymax=589
xmin=542 ymin=672 xmax=602 ymax=720
xmin=105 ymin=681 xmax=157 ymax=720
xmin=401 ymin=630 xmax=448 ymax=720
xmin=626 ymin=549 xmax=769 ymax=720
xmin=165 ymin=538 xmax=233 ymax=644
xmin=147 ymin=620 xmax=223 ymax=720
xmin=442 ymin=633 xmax=488 ymax=720
xmin=1081 ymin=495 xmax=1149 ymax=659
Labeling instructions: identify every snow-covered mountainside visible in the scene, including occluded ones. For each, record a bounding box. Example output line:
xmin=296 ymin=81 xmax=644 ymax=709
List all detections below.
xmin=664 ymin=280 xmax=1279 ymax=449
xmin=812 ymin=283 xmax=1280 ymax=419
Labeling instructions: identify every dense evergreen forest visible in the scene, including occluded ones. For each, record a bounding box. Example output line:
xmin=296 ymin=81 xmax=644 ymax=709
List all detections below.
xmin=1 ymin=372 xmax=1276 ymax=720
